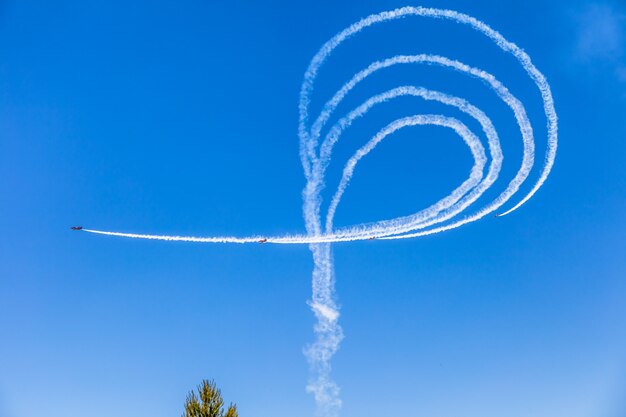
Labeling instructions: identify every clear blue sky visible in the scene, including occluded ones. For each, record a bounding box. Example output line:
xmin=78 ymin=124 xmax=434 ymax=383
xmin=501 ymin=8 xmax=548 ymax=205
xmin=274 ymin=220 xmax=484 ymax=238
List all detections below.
xmin=1 ymin=1 xmax=625 ymax=416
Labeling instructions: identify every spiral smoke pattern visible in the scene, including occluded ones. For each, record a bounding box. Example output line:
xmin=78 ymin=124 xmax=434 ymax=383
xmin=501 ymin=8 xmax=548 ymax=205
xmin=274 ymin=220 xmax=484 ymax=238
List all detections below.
xmin=82 ymin=6 xmax=558 ymax=417
xmin=298 ymin=7 xmax=557 ymax=415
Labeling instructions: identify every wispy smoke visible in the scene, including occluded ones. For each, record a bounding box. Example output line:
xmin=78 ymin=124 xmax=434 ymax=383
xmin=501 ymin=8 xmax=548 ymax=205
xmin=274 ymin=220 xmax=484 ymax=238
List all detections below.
xmin=573 ymin=3 xmax=626 ymax=83
xmin=82 ymin=6 xmax=558 ymax=416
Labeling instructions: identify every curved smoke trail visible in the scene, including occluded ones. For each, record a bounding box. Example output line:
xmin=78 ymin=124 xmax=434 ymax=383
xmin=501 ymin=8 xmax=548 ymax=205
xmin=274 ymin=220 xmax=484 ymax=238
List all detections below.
xmin=82 ymin=6 xmax=558 ymax=416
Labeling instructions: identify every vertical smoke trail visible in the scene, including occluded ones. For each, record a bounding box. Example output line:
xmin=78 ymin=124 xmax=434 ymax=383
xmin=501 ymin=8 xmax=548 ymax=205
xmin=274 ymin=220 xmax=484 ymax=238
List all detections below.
xmin=305 ymin=243 xmax=343 ymax=416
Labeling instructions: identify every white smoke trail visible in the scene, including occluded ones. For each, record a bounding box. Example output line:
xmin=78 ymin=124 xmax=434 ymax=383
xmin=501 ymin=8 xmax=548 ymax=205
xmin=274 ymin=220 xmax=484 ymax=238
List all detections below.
xmin=81 ymin=6 xmax=558 ymax=416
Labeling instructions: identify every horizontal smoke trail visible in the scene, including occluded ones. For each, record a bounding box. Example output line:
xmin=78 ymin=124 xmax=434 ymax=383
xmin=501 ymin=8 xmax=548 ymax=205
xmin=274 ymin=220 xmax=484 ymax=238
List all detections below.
xmin=81 ymin=6 xmax=558 ymax=417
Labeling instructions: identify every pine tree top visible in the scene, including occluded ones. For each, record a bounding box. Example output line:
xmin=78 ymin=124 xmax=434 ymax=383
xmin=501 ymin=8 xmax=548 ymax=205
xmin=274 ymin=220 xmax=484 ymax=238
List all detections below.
xmin=183 ymin=380 xmax=238 ymax=417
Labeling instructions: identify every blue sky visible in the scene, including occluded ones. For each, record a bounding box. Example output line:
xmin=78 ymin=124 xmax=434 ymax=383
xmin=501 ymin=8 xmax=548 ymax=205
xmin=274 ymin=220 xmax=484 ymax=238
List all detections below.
xmin=1 ymin=1 xmax=625 ymax=417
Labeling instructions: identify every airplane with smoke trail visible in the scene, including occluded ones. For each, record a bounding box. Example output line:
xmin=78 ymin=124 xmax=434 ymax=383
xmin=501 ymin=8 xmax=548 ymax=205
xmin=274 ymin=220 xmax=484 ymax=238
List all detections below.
xmin=76 ymin=6 xmax=558 ymax=417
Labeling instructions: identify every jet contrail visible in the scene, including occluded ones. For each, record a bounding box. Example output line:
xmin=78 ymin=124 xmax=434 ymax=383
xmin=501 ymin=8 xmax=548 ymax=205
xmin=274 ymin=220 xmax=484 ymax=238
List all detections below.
xmin=80 ymin=6 xmax=557 ymax=416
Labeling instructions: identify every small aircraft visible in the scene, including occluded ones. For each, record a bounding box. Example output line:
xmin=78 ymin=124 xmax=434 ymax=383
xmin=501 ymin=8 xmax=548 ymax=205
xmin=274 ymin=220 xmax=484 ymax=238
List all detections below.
xmin=258 ymin=239 xmax=268 ymax=244
xmin=368 ymin=237 xmax=377 ymax=240
xmin=70 ymin=226 xmax=83 ymax=231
